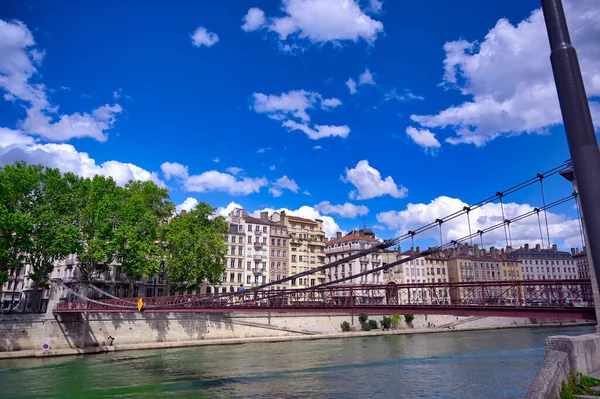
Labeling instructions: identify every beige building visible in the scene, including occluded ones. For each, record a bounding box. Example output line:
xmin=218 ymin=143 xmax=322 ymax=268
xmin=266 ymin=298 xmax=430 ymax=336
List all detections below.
xmin=572 ymin=248 xmax=590 ymax=279
xmin=266 ymin=213 xmax=290 ymax=290
xmin=270 ymin=212 xmax=326 ymax=288
xmin=324 ymin=232 xmax=382 ymax=285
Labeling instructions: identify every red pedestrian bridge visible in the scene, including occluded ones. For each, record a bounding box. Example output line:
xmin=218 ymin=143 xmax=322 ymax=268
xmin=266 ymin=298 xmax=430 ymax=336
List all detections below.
xmin=53 ymin=279 xmax=596 ymax=320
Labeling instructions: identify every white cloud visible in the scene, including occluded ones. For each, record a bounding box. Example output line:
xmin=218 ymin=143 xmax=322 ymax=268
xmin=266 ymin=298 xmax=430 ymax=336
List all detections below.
xmin=384 ymin=88 xmax=425 ymax=102
xmin=176 ymin=197 xmax=198 ymax=213
xmin=257 ymin=148 xmax=268 ymax=154
xmin=0 ymin=19 xmax=49 ymax=109
xmin=0 ymin=129 xmax=163 ymax=187
xmin=252 ymin=90 xmax=320 ymax=122
xmin=184 ymin=170 xmax=268 ymax=195
xmin=161 ymin=162 xmax=189 ymax=180
xmin=376 ymin=195 xmax=583 ymax=249
xmin=242 ymin=0 xmax=383 ymax=47
xmin=303 ymin=190 xmax=311 ymax=195
xmin=410 ymin=0 xmax=600 ymax=146
xmin=251 ymin=205 xmax=343 ymax=237
xmin=213 ymin=157 xmax=220 ymax=163
xmin=20 ymin=104 xmax=122 ymax=142
xmin=372 ymin=224 xmax=386 ymax=230
xmin=358 ymin=68 xmax=375 ymax=85
xmin=346 ymin=78 xmax=357 ymax=94
xmin=269 ymin=175 xmax=300 ymax=197
xmin=113 ymin=88 xmax=122 ymax=100
xmin=215 ymin=201 xmax=244 ymax=217
xmin=313 ymin=145 xmax=322 ymax=150
xmin=190 ymin=26 xmax=219 ymax=47
xmin=314 ymin=201 xmax=369 ymax=218
xmin=269 ymin=165 xmax=276 ymax=171
xmin=226 ymin=166 xmax=243 ymax=175
xmin=282 ymin=120 xmax=350 ymax=140
xmin=367 ymin=0 xmax=383 ymax=14
xmin=321 ymin=97 xmax=342 ymax=110
xmin=241 ymin=7 xmax=266 ymax=32
xmin=405 ymin=126 xmax=441 ymax=152
xmin=341 ymin=160 xmax=408 ymax=200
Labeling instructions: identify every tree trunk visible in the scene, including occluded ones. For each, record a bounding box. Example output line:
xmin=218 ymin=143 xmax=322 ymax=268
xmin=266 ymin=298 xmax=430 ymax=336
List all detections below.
xmin=30 ymin=282 xmax=41 ymax=313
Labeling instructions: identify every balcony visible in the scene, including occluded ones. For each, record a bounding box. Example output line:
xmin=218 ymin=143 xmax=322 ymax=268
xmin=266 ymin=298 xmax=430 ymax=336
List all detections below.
xmin=253 ymin=241 xmax=264 ymax=248
xmin=253 ymin=254 xmax=263 ymax=261
xmin=254 ymin=230 xmax=262 ymax=236
xmin=252 ymin=267 xmax=266 ymax=275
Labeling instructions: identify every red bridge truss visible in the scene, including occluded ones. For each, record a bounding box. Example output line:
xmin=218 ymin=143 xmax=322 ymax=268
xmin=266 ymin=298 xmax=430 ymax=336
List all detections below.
xmin=54 ymin=279 xmax=596 ymax=320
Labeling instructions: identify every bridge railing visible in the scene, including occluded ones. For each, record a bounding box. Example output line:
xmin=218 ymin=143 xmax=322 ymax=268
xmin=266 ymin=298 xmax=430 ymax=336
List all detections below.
xmin=53 ymin=279 xmax=594 ymax=313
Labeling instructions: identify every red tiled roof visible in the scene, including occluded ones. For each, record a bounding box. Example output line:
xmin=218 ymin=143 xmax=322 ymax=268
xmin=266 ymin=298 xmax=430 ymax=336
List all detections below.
xmin=243 ymin=216 xmax=270 ymax=224
xmin=326 ymin=234 xmax=379 ymax=246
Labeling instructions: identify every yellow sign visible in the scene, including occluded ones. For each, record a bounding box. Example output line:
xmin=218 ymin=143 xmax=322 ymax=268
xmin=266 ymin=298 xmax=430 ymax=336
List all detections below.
xmin=137 ymin=298 xmax=144 ymax=312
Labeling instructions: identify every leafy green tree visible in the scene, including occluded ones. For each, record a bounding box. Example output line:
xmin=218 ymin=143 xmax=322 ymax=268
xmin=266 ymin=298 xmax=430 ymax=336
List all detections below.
xmin=113 ymin=180 xmax=174 ymax=295
xmin=162 ymin=202 xmax=228 ymax=290
xmin=390 ymin=314 xmax=402 ymax=329
xmin=24 ymin=167 xmax=79 ymax=311
xmin=404 ymin=314 xmax=415 ymax=327
xmin=0 ymin=162 xmax=38 ymax=290
xmin=71 ymin=175 xmax=122 ymax=292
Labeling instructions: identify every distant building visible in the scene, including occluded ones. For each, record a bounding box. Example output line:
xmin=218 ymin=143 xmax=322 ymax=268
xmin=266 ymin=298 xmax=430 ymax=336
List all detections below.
xmin=507 ymin=243 xmax=578 ymax=280
xmin=324 ymin=232 xmax=382 ymax=285
xmin=572 ymin=248 xmax=590 ymax=279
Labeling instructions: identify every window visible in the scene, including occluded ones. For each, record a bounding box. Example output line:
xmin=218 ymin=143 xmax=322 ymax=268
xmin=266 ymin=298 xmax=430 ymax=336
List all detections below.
xmin=238 ymin=259 xmax=242 ymax=268
xmin=230 ymin=259 xmax=235 ymax=267
xmin=263 ymin=226 xmax=267 ymax=232
xmin=247 ymin=236 xmax=252 ymax=244
xmin=272 ymin=239 xmax=275 ymax=245
xmin=230 ymin=272 xmax=235 ymax=282
xmin=247 ymin=276 xmax=251 ymax=284
xmin=222 ymin=287 xmax=227 ymax=293
xmin=283 ymin=239 xmax=287 ymax=246
xmin=246 ymin=261 xmax=251 ymax=269
xmin=263 ymin=237 xmax=267 ymax=244
xmin=231 ymin=236 xmax=236 ymax=243
xmin=238 ymin=246 xmax=243 ymax=255
xmin=283 ymin=250 xmax=287 ymax=257
xmin=224 ymin=235 xmax=229 ymax=242
xmin=248 ymin=225 xmax=252 ymax=231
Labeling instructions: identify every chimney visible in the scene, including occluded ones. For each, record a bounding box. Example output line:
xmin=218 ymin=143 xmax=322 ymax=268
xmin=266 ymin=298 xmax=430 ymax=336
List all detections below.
xmin=552 ymin=244 xmax=557 ymax=251
xmin=571 ymin=248 xmax=576 ymax=255
xmin=260 ymin=211 xmax=268 ymax=220
xmin=524 ymin=243 xmax=529 ymax=250
xmin=482 ymin=249 xmax=487 ymax=256
xmin=535 ymin=244 xmax=541 ymax=250
xmin=180 ymin=209 xmax=187 ymax=216
xmin=416 ymin=246 xmax=420 ymax=254
xmin=490 ymin=246 xmax=496 ymax=259
xmin=336 ymin=231 xmax=342 ymax=239
xmin=501 ymin=248 xmax=505 ymax=256
xmin=281 ymin=211 xmax=286 ymax=217
xmin=506 ymin=246 xmax=512 ymax=254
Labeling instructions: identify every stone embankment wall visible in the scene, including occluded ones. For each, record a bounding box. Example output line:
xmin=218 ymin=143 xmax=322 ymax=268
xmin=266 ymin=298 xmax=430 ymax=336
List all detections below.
xmin=0 ymin=311 xmax=574 ymax=354
xmin=526 ymin=333 xmax=600 ymax=399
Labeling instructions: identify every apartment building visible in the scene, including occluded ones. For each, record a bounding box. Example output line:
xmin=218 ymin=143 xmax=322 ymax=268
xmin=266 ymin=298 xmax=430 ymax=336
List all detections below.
xmin=270 ymin=211 xmax=326 ymax=288
xmin=267 ymin=214 xmax=290 ymax=290
xmin=507 ymin=243 xmax=578 ymax=280
xmin=243 ymin=215 xmax=270 ymax=288
xmin=215 ymin=207 xmax=246 ymax=294
xmin=324 ymin=232 xmax=382 ymax=285
xmin=572 ymin=248 xmax=590 ymax=279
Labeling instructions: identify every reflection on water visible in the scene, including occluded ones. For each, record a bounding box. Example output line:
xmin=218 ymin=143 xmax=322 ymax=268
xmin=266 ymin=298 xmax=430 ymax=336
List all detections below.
xmin=0 ymin=325 xmax=594 ymax=399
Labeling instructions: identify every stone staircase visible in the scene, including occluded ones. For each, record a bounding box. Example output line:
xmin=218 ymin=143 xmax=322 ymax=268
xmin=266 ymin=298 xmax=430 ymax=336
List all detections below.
xmin=436 ymin=316 xmax=487 ymax=329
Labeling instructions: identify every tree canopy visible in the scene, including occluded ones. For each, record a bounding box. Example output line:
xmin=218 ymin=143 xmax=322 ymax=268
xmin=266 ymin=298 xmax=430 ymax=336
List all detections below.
xmin=0 ymin=162 xmax=228 ymax=305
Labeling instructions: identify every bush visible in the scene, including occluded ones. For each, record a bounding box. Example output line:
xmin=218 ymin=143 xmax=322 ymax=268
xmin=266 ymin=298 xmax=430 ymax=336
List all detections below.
xmin=358 ymin=313 xmax=369 ymax=325
xmin=340 ymin=321 xmax=352 ymax=332
xmin=362 ymin=322 xmax=372 ymax=331
xmin=368 ymin=319 xmax=378 ymax=330
xmin=390 ymin=314 xmax=401 ymax=329
xmin=559 ymin=371 xmax=600 ymax=399
xmin=380 ymin=316 xmax=392 ymax=330
xmin=404 ymin=314 xmax=415 ymax=324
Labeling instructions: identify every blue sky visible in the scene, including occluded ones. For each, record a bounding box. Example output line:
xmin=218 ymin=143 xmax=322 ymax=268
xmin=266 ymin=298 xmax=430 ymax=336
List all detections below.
xmin=1 ymin=0 xmax=599 ymax=250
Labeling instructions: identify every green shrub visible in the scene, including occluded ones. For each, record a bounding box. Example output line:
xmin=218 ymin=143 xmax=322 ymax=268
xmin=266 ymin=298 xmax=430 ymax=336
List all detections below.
xmin=390 ymin=314 xmax=401 ymax=329
xmin=380 ymin=316 xmax=392 ymax=330
xmin=368 ymin=319 xmax=378 ymax=329
xmin=358 ymin=313 xmax=369 ymax=325
xmin=559 ymin=371 xmax=600 ymax=399
xmin=340 ymin=321 xmax=352 ymax=332
xmin=404 ymin=314 xmax=415 ymax=324
xmin=362 ymin=322 xmax=372 ymax=331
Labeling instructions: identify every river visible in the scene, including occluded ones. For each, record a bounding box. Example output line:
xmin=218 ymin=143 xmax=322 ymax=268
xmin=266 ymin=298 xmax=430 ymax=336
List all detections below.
xmin=0 ymin=325 xmax=595 ymax=399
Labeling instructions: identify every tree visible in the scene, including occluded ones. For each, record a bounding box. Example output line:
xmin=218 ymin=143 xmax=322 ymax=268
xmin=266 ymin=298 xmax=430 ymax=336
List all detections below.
xmin=162 ymin=202 xmax=228 ymax=290
xmin=390 ymin=314 xmax=402 ymax=329
xmin=404 ymin=314 xmax=415 ymax=328
xmin=24 ymin=167 xmax=79 ymax=311
xmin=0 ymin=162 xmax=38 ymax=301
xmin=113 ymin=180 xmax=174 ymax=296
xmin=71 ymin=175 xmax=121 ymax=293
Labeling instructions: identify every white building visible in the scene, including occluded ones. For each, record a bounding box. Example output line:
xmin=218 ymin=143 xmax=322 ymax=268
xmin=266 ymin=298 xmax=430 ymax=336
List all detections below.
xmin=325 ymin=232 xmax=382 ymax=285
xmin=572 ymin=248 xmax=590 ymax=279
xmin=508 ymin=243 xmax=578 ymax=280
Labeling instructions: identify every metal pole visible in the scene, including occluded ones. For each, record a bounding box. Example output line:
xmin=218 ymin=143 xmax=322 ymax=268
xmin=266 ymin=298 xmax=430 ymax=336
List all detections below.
xmin=541 ymin=0 xmax=600 ymax=326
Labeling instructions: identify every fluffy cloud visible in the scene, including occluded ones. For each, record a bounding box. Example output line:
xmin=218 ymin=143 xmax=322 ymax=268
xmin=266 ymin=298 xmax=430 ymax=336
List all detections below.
xmin=241 ymin=8 xmax=266 ymax=32
xmin=20 ymin=104 xmax=122 ymax=142
xmin=341 ymin=160 xmax=408 ymax=200
xmin=226 ymin=166 xmax=243 ymax=175
xmin=161 ymin=162 xmax=189 ymax=180
xmin=184 ymin=170 xmax=268 ymax=195
xmin=251 ymin=205 xmax=343 ymax=237
xmin=0 ymin=128 xmax=163 ymax=187
xmin=252 ymin=89 xmax=349 ymax=140
xmin=241 ymin=0 xmax=383 ymax=47
xmin=346 ymin=78 xmax=357 ymax=94
xmin=405 ymin=126 xmax=441 ymax=152
xmin=215 ymin=201 xmax=244 ymax=217
xmin=367 ymin=0 xmax=383 ymax=14
xmin=376 ymin=195 xmax=583 ymax=249
xmin=314 ymin=201 xmax=369 ymax=218
xmin=358 ymin=68 xmax=375 ymax=85
xmin=190 ymin=26 xmax=219 ymax=47
xmin=176 ymin=197 xmax=198 ymax=213
xmin=269 ymin=175 xmax=300 ymax=197
xmin=0 ymin=19 xmax=49 ymax=109
xmin=384 ymin=89 xmax=425 ymax=102
xmin=282 ymin=120 xmax=350 ymax=140
xmin=269 ymin=165 xmax=276 ymax=171
xmin=410 ymin=0 xmax=600 ymax=146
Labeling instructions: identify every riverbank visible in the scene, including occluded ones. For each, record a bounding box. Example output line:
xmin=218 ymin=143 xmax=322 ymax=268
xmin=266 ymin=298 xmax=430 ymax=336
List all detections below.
xmin=0 ymin=321 xmax=593 ymax=360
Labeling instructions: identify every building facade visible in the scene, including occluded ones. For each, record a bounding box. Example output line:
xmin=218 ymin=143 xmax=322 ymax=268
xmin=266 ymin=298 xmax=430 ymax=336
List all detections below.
xmin=324 ymin=233 xmax=382 ymax=285
xmin=508 ymin=243 xmax=578 ymax=280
